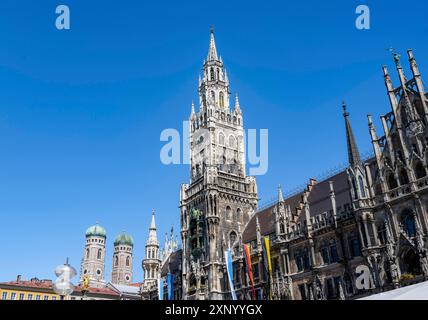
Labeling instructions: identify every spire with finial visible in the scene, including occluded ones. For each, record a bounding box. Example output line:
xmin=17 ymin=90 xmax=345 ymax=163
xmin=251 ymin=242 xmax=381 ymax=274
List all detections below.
xmin=207 ymin=26 xmax=218 ymax=61
xmin=342 ymin=102 xmax=361 ymax=167
xmin=234 ymin=93 xmax=241 ymax=112
xmin=190 ymin=100 xmax=195 ymax=116
xmin=278 ymin=184 xmax=284 ymax=203
xmin=147 ymin=209 xmax=158 ymax=245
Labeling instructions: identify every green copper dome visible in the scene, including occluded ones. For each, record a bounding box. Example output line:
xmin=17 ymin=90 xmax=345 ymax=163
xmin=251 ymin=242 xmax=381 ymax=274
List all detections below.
xmin=114 ymin=232 xmax=134 ymax=247
xmin=85 ymin=223 xmax=107 ymax=238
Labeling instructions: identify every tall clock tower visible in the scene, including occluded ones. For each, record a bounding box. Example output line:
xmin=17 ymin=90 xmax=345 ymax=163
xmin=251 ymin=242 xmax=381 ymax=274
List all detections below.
xmin=180 ymin=28 xmax=258 ymax=300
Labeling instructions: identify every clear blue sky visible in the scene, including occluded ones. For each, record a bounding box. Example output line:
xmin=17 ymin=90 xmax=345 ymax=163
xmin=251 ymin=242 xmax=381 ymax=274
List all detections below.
xmin=1 ymin=0 xmax=427 ymax=282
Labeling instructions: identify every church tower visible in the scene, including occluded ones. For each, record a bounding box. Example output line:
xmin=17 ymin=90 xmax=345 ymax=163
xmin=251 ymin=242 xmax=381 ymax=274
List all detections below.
xmin=111 ymin=232 xmax=134 ymax=285
xmin=80 ymin=223 xmax=107 ymax=288
xmin=142 ymin=210 xmax=161 ymax=284
xmin=180 ymin=28 xmax=258 ymax=300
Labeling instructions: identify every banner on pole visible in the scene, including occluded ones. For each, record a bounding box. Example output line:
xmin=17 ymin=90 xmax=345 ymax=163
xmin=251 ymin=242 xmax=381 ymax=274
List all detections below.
xmin=167 ymin=273 xmax=174 ymax=300
xmin=158 ymin=278 xmax=164 ymax=300
xmin=225 ymin=249 xmax=237 ymax=300
xmin=243 ymin=244 xmax=257 ymax=300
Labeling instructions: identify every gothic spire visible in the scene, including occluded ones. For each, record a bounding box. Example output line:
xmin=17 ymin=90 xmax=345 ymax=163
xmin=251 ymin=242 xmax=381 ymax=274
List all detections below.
xmin=343 ymin=103 xmax=361 ymax=167
xmin=278 ymin=184 xmax=284 ymax=202
xmin=234 ymin=93 xmax=241 ymax=112
xmin=207 ymin=26 xmax=218 ymax=62
xmin=148 ymin=209 xmax=158 ymax=245
xmin=190 ymin=100 xmax=195 ymax=115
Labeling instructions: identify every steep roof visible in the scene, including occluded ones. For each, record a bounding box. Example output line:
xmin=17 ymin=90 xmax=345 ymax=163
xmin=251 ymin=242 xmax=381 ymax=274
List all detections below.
xmin=242 ymin=170 xmax=351 ymax=243
xmin=242 ymin=192 xmax=304 ymax=243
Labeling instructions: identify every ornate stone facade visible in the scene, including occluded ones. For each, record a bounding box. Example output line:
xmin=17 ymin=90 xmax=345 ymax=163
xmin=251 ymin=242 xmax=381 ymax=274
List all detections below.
xmin=231 ymin=49 xmax=428 ymax=300
xmin=169 ymin=31 xmax=428 ymax=300
xmin=179 ymin=28 xmax=258 ymax=300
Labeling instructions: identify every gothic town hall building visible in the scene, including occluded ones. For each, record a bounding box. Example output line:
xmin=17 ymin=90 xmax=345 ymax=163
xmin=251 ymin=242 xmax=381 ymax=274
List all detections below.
xmin=150 ymin=28 xmax=428 ymax=300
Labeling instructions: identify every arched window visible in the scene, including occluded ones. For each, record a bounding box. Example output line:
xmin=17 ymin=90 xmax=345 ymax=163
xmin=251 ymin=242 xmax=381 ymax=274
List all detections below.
xmin=237 ymin=208 xmax=242 ymax=224
xmin=86 ymin=249 xmax=89 ymax=259
xmin=329 ymin=240 xmax=339 ymax=262
xmin=321 ymin=241 xmax=330 ymax=264
xmin=388 ymin=173 xmax=398 ymax=190
xmin=210 ymin=67 xmax=215 ymax=81
xmin=97 ymin=249 xmax=102 ymax=260
xmin=229 ymin=231 xmax=237 ymax=247
xmin=415 ymin=162 xmax=426 ymax=179
xmin=229 ymin=135 xmax=236 ymax=149
xmin=218 ymin=132 xmax=225 ymax=145
xmin=126 ymin=256 xmax=130 ymax=266
xmin=115 ymin=255 xmax=118 ymax=266
xmin=216 ymin=68 xmax=220 ymax=80
xmin=402 ymin=211 xmax=416 ymax=237
xmin=219 ymin=92 xmax=224 ymax=108
xmin=226 ymin=206 xmax=232 ymax=220
xmin=399 ymin=168 xmax=409 ymax=185
xmin=211 ymin=91 xmax=215 ymax=104
xmin=352 ymin=178 xmax=358 ymax=200
xmin=358 ymin=176 xmax=366 ymax=198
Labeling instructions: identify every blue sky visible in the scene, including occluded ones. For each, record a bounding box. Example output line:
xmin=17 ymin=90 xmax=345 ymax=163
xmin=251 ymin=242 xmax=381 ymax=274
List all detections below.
xmin=1 ymin=0 xmax=427 ymax=282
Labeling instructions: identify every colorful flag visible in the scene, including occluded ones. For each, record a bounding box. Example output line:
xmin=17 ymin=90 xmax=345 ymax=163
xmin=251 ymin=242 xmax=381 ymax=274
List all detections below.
xmin=263 ymin=236 xmax=273 ymax=300
xmin=158 ymin=278 xmax=164 ymax=300
xmin=167 ymin=273 xmax=174 ymax=300
xmin=243 ymin=244 xmax=256 ymax=300
xmin=225 ymin=250 xmax=237 ymax=300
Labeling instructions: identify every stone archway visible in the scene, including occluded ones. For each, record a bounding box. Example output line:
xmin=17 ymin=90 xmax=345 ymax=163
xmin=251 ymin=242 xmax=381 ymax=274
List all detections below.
xmin=399 ymin=247 xmax=421 ymax=276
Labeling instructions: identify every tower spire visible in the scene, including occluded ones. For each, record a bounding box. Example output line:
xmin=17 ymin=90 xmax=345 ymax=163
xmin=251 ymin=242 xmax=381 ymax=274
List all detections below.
xmin=343 ymin=103 xmax=361 ymax=167
xmin=148 ymin=209 xmax=158 ymax=245
xmin=191 ymin=100 xmax=195 ymax=115
xmin=234 ymin=93 xmax=241 ymax=112
xmin=207 ymin=26 xmax=218 ymax=61
xmin=278 ymin=184 xmax=284 ymax=203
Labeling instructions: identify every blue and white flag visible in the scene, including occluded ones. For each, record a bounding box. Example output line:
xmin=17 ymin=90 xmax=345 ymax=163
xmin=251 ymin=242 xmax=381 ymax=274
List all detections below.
xmin=225 ymin=250 xmax=237 ymax=300
xmin=158 ymin=278 xmax=164 ymax=300
xmin=167 ymin=273 xmax=174 ymax=300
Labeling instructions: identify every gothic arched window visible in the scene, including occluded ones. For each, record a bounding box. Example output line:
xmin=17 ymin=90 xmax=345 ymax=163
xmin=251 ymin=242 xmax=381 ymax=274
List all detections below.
xmin=97 ymin=249 xmax=102 ymax=260
xmin=358 ymin=176 xmax=366 ymax=198
xmin=388 ymin=173 xmax=398 ymax=190
xmin=211 ymin=91 xmax=215 ymax=105
xmin=216 ymin=68 xmax=220 ymax=80
xmin=86 ymin=249 xmax=89 ymax=259
xmin=329 ymin=240 xmax=339 ymax=262
xmin=352 ymin=178 xmax=358 ymax=200
xmin=126 ymin=256 xmax=130 ymax=266
xmin=399 ymin=168 xmax=409 ymax=185
xmin=115 ymin=255 xmax=118 ymax=266
xmin=401 ymin=211 xmax=416 ymax=237
xmin=218 ymin=132 xmax=225 ymax=146
xmin=219 ymin=92 xmax=224 ymax=108
xmin=229 ymin=135 xmax=236 ymax=149
xmin=229 ymin=231 xmax=237 ymax=247
xmin=210 ymin=67 xmax=215 ymax=81
xmin=321 ymin=241 xmax=330 ymax=264
xmin=237 ymin=208 xmax=242 ymax=224
xmin=415 ymin=162 xmax=426 ymax=179
xmin=226 ymin=206 xmax=232 ymax=220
